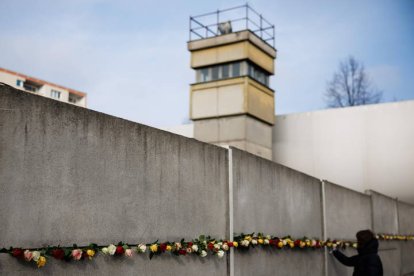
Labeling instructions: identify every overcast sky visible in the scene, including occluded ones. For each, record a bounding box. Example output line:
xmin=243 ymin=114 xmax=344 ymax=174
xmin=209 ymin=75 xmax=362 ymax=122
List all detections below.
xmin=1 ymin=0 xmax=413 ymax=127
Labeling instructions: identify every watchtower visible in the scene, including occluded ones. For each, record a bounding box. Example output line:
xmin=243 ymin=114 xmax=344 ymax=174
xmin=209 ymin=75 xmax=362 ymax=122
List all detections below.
xmin=188 ymin=4 xmax=276 ymax=160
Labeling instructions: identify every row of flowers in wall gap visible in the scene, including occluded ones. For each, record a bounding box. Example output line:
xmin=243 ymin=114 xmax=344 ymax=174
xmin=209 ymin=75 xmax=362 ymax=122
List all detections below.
xmin=1 ymin=233 xmax=412 ymax=268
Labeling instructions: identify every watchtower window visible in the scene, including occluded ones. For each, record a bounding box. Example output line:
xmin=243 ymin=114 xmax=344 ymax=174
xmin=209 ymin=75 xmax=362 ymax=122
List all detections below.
xmin=195 ymin=61 xmax=269 ymax=87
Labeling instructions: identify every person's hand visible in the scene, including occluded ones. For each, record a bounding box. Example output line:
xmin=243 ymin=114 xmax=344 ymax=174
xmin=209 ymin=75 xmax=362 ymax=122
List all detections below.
xmin=328 ymin=248 xmax=337 ymax=254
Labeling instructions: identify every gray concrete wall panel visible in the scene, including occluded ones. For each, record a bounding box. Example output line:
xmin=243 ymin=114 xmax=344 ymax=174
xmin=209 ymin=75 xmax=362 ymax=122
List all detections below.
xmin=324 ymin=182 xmax=372 ymax=240
xmin=369 ymin=191 xmax=399 ymax=234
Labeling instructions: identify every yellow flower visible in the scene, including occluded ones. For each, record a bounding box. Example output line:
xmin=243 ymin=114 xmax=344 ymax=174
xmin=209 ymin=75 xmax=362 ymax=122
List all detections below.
xmin=288 ymin=242 xmax=294 ymax=248
xmin=326 ymin=242 xmax=333 ymax=248
xmin=37 ymin=256 xmax=46 ymax=268
xmin=233 ymin=241 xmax=238 ymax=248
xmin=299 ymin=241 xmax=306 ymax=248
xmin=166 ymin=245 xmax=172 ymax=251
xmin=277 ymin=241 xmax=284 ymax=248
xmin=258 ymin=239 xmax=264 ymax=244
xmin=305 ymin=240 xmax=311 ymax=247
xmin=245 ymin=236 xmax=252 ymax=241
xmin=150 ymin=244 xmax=158 ymax=253
xmin=86 ymin=249 xmax=95 ymax=260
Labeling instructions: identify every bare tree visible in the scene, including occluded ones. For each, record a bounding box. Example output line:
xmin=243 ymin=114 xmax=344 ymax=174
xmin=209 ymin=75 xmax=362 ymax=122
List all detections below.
xmin=325 ymin=56 xmax=382 ymax=108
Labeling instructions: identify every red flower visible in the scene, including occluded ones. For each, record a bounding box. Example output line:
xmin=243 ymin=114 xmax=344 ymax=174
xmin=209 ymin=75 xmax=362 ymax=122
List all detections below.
xmin=207 ymin=243 xmax=214 ymax=251
xmin=187 ymin=242 xmax=193 ymax=247
xmin=52 ymin=248 xmax=65 ymax=260
xmin=178 ymin=249 xmax=187 ymax=255
xmin=294 ymin=240 xmax=301 ymax=247
xmin=115 ymin=246 xmax=125 ymax=255
xmin=159 ymin=243 xmax=167 ymax=252
xmin=227 ymin=242 xmax=234 ymax=247
xmin=11 ymin=248 xmax=24 ymax=259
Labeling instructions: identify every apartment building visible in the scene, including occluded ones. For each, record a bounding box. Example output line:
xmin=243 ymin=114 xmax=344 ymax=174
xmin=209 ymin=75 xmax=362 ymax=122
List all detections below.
xmin=0 ymin=67 xmax=87 ymax=107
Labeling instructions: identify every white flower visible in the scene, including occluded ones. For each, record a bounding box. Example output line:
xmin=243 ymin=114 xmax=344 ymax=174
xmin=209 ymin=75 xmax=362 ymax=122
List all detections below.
xmin=200 ymin=250 xmax=207 ymax=257
xmin=251 ymin=239 xmax=258 ymax=245
xmin=32 ymin=251 xmax=41 ymax=262
xmin=186 ymin=247 xmax=192 ymax=254
xmin=214 ymin=244 xmax=220 ymax=250
xmin=217 ymin=250 xmax=224 ymax=258
xmin=101 ymin=247 xmax=109 ymax=254
xmin=311 ymin=240 xmax=317 ymax=247
xmin=175 ymin=242 xmax=182 ymax=250
xmin=137 ymin=244 xmax=146 ymax=253
xmin=241 ymin=240 xmax=250 ymax=247
xmin=264 ymin=239 xmax=270 ymax=245
xmin=266 ymin=235 xmax=271 ymax=240
xmin=282 ymin=240 xmax=287 ymax=245
xmin=222 ymin=243 xmax=229 ymax=251
xmin=108 ymin=244 xmax=116 ymax=255
xmin=191 ymin=244 xmax=199 ymax=252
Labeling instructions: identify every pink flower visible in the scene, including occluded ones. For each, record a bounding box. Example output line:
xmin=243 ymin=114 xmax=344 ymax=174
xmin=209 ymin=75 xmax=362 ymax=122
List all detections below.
xmin=24 ymin=250 xmax=33 ymax=261
xmin=72 ymin=249 xmax=83 ymax=261
xmin=125 ymin=249 xmax=133 ymax=257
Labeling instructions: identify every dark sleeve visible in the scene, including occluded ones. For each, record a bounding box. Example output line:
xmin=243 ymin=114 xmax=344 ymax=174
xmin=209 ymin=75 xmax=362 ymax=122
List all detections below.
xmin=332 ymin=250 xmax=359 ymax=267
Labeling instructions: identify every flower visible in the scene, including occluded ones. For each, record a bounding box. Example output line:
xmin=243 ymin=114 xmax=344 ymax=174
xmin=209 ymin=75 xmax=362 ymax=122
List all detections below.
xmin=221 ymin=243 xmax=229 ymax=251
xmin=241 ymin=240 xmax=250 ymax=247
xmin=191 ymin=244 xmax=199 ymax=252
xmin=150 ymin=244 xmax=158 ymax=253
xmin=227 ymin=242 xmax=234 ymax=247
xmin=166 ymin=245 xmax=172 ymax=251
xmin=125 ymin=249 xmax=133 ymax=257
xmin=51 ymin=248 xmax=65 ymax=260
xmin=178 ymin=249 xmax=187 ymax=255
xmin=32 ymin=251 xmax=41 ymax=262
xmin=86 ymin=249 xmax=95 ymax=260
xmin=258 ymin=238 xmax=264 ymax=245
xmin=11 ymin=248 xmax=24 ymax=259
xmin=207 ymin=242 xmax=215 ymax=251
xmin=233 ymin=241 xmax=238 ymax=248
xmin=101 ymin=247 xmax=109 ymax=254
xmin=277 ymin=241 xmax=284 ymax=248
xmin=72 ymin=249 xmax=82 ymax=261
xmin=251 ymin=239 xmax=258 ymax=245
xmin=217 ymin=250 xmax=224 ymax=258
xmin=200 ymin=250 xmax=207 ymax=257
xmin=213 ymin=244 xmax=220 ymax=251
xmin=159 ymin=243 xmax=167 ymax=252
xmin=115 ymin=245 xmax=125 ymax=255
xmin=264 ymin=239 xmax=270 ymax=245
xmin=37 ymin=256 xmax=46 ymax=268
xmin=175 ymin=242 xmax=182 ymax=250
xmin=186 ymin=247 xmax=192 ymax=254
xmin=108 ymin=244 xmax=116 ymax=255
xmin=137 ymin=244 xmax=147 ymax=253
xmin=24 ymin=250 xmax=33 ymax=261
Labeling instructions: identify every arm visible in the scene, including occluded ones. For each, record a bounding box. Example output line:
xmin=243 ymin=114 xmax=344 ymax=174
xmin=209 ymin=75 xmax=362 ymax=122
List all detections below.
xmin=332 ymin=250 xmax=359 ymax=267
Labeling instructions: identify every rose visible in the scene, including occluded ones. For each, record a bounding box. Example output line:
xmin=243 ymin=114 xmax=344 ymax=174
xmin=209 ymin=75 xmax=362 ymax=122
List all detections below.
xmin=86 ymin=249 xmax=95 ymax=260
xmin=166 ymin=245 xmax=172 ymax=251
xmin=258 ymin=238 xmax=264 ymax=244
xmin=159 ymin=243 xmax=167 ymax=252
xmin=264 ymin=239 xmax=270 ymax=245
xmin=115 ymin=245 xmax=125 ymax=255
xmin=227 ymin=242 xmax=234 ymax=247
xmin=266 ymin=235 xmax=271 ymax=240
xmin=200 ymin=250 xmax=207 ymax=257
xmin=37 ymin=256 xmax=46 ymax=268
xmin=207 ymin=243 xmax=215 ymax=251
xmin=221 ymin=243 xmax=229 ymax=251
xmin=187 ymin=242 xmax=193 ymax=247
xmin=277 ymin=241 xmax=284 ymax=248
xmin=191 ymin=244 xmax=198 ymax=252
xmin=150 ymin=244 xmax=158 ymax=253
xmin=72 ymin=249 xmax=82 ymax=261
xmin=299 ymin=241 xmax=306 ymax=248
xmin=108 ymin=244 xmax=116 ymax=255
xmin=32 ymin=251 xmax=41 ymax=262
xmin=186 ymin=247 xmax=192 ymax=254
xmin=178 ymin=249 xmax=187 ymax=255
xmin=233 ymin=241 xmax=238 ymax=248
xmin=125 ymin=249 xmax=133 ymax=257
xmin=241 ymin=240 xmax=250 ymax=247
xmin=175 ymin=242 xmax=182 ymax=250
xmin=11 ymin=248 xmax=24 ymax=259
xmin=251 ymin=239 xmax=258 ymax=245
xmin=217 ymin=250 xmax=224 ymax=258
xmin=101 ymin=247 xmax=109 ymax=254
xmin=24 ymin=250 xmax=33 ymax=261
xmin=294 ymin=240 xmax=301 ymax=247
xmin=137 ymin=244 xmax=146 ymax=253
xmin=51 ymin=248 xmax=65 ymax=260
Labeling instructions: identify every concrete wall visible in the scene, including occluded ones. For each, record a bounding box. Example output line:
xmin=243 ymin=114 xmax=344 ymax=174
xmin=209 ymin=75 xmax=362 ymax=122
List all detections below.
xmin=0 ymin=85 xmax=228 ymax=275
xmin=232 ymin=148 xmax=324 ymax=275
xmin=273 ymin=101 xmax=414 ymax=203
xmin=1 ymin=85 xmax=413 ymax=275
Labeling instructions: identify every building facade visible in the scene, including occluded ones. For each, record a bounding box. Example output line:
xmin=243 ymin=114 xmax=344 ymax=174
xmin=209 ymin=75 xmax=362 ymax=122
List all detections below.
xmin=0 ymin=67 xmax=87 ymax=107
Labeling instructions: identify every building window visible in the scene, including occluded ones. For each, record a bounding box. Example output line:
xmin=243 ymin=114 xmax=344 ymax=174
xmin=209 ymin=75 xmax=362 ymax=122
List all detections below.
xmin=51 ymin=90 xmax=61 ymax=99
xmin=16 ymin=80 xmax=22 ymax=87
xmin=195 ymin=61 xmax=269 ymax=87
